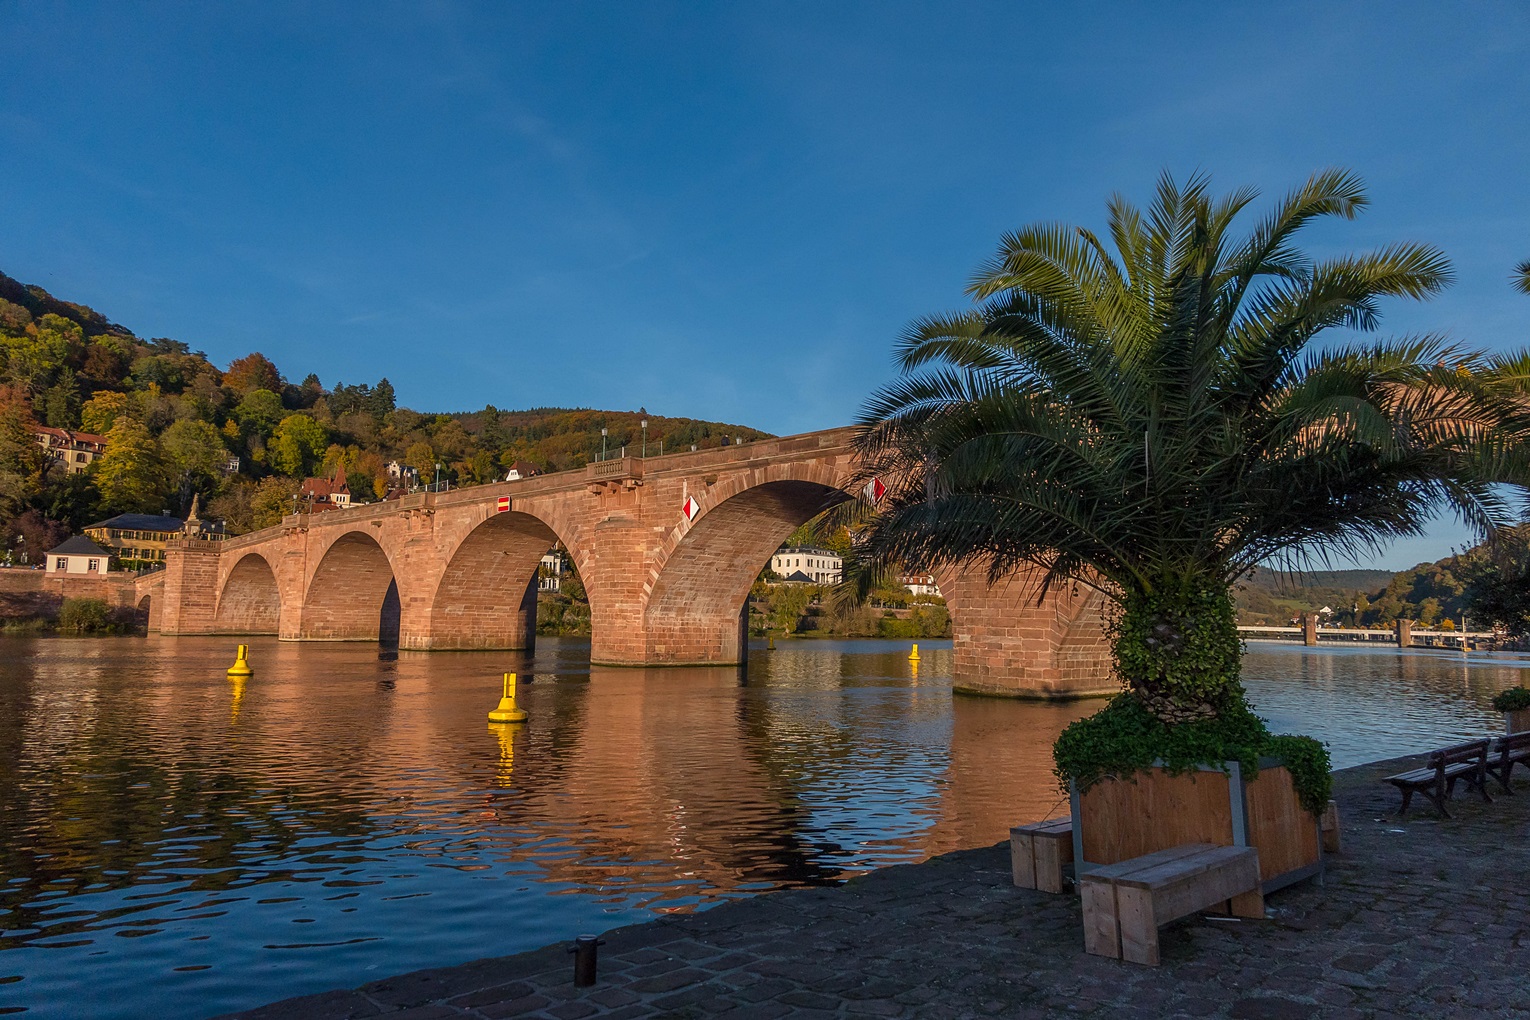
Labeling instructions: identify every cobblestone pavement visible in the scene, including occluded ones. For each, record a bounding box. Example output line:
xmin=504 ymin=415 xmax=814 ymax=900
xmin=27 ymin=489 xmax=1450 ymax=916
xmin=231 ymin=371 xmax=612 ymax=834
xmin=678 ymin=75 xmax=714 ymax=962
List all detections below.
xmin=217 ymin=756 xmax=1530 ymax=1019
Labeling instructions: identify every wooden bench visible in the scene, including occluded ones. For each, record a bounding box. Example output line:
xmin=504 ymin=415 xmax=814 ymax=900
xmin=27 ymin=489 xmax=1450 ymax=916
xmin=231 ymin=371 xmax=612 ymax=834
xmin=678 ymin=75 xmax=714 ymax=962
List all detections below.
xmin=1010 ymin=817 xmax=1073 ymax=893
xmin=1383 ymin=738 xmax=1492 ymax=817
xmin=1487 ymin=730 xmax=1530 ymax=794
xmin=1319 ymin=799 xmax=1342 ymax=853
xmin=1080 ymin=843 xmax=1263 ymax=966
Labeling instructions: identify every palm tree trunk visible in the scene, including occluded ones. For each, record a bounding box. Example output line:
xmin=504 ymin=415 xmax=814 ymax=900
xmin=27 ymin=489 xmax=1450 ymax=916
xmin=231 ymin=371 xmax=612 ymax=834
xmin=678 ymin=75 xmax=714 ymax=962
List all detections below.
xmin=1114 ymin=578 xmax=1243 ymax=724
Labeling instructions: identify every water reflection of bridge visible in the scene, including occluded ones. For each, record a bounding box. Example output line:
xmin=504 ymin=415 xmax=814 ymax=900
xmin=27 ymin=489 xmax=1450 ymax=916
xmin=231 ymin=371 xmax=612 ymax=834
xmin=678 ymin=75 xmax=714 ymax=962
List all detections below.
xmin=0 ymin=638 xmax=1093 ymax=917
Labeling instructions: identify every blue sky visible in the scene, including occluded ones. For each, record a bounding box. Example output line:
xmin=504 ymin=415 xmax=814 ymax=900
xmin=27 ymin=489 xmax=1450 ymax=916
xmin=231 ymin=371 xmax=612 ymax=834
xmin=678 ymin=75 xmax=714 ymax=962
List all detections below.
xmin=2 ymin=1 xmax=1527 ymax=568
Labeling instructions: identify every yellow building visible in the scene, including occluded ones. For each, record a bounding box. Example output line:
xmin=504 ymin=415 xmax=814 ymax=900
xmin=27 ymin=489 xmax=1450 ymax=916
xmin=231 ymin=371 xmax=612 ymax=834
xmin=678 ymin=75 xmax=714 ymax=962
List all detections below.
xmin=84 ymin=504 xmax=225 ymax=566
xmin=34 ymin=426 xmax=108 ymax=475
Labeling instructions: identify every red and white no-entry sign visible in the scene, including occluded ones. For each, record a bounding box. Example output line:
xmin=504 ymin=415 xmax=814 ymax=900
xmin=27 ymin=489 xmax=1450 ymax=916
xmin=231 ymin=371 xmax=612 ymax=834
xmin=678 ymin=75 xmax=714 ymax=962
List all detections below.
xmin=496 ymin=496 xmax=511 ymax=513
xmin=863 ymin=476 xmax=886 ymax=503
xmin=682 ymin=496 xmax=701 ymax=522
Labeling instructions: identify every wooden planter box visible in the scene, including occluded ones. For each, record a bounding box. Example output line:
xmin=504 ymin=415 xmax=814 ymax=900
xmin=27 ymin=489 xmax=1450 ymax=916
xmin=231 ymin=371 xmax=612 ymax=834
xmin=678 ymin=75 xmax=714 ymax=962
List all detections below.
xmin=1070 ymin=760 xmax=1323 ymax=894
xmin=1506 ymin=708 xmax=1530 ymax=735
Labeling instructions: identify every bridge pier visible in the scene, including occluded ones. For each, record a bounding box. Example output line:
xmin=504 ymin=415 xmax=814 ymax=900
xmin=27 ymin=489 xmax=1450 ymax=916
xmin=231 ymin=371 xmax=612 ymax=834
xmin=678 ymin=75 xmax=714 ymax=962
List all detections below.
xmin=935 ymin=564 xmax=1118 ymax=700
xmin=157 ymin=538 xmax=222 ymax=635
xmin=590 ymin=601 xmax=752 ymax=667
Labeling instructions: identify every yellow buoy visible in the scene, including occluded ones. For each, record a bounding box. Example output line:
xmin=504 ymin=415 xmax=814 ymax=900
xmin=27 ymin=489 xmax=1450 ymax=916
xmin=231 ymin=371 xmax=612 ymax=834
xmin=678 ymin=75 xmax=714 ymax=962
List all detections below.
xmin=488 ymin=671 xmax=529 ymax=724
xmin=908 ymin=643 xmax=920 ymax=661
xmin=767 ymin=634 xmax=775 ymax=650
xmin=227 ymin=644 xmax=253 ymax=678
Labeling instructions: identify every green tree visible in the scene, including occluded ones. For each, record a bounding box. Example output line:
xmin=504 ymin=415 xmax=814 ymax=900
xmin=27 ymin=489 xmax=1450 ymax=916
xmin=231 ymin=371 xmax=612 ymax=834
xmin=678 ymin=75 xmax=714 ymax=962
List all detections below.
xmin=468 ymin=450 xmax=498 ymax=485
xmin=250 ymin=476 xmax=301 ymax=529
xmin=853 ymin=171 xmax=1528 ymax=787
xmin=2 ymin=326 xmax=73 ymax=394
xmin=234 ymin=388 xmax=286 ymax=436
xmin=80 ymin=392 xmax=130 ymax=436
xmin=0 ymin=391 xmax=43 ymax=518
xmin=40 ymin=368 xmax=81 ymax=428
xmin=37 ymin=471 xmax=101 ymax=532
xmin=95 ymin=418 xmax=165 ymax=513
xmin=478 ymin=404 xmax=505 ymax=449
xmin=768 ymin=583 xmax=816 ymax=633
xmin=1458 ymin=527 xmax=1530 ymax=638
xmin=1515 ymin=260 xmax=1530 ymax=295
xmin=161 ymin=419 xmax=228 ymax=509
xmin=368 ymin=378 xmax=396 ymax=419
xmin=268 ymin=415 xmax=328 ymax=477
xmin=405 ymin=440 xmax=436 ymax=478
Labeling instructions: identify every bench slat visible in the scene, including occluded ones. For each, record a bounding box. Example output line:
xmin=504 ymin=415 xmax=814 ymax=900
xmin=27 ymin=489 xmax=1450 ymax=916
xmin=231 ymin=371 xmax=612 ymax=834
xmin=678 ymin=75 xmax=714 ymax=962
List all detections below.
xmin=1136 ymin=849 xmax=1261 ymax=928
xmin=1081 ymin=844 xmax=1263 ymax=967
xmin=1082 ymin=843 xmax=1216 ymax=883
xmin=1114 ymin=844 xmax=1258 ymax=891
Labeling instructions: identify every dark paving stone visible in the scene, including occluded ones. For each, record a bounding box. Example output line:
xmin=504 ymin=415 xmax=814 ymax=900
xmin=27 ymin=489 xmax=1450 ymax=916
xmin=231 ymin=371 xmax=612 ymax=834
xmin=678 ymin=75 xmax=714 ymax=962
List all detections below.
xmin=218 ymin=755 xmax=1530 ymax=1020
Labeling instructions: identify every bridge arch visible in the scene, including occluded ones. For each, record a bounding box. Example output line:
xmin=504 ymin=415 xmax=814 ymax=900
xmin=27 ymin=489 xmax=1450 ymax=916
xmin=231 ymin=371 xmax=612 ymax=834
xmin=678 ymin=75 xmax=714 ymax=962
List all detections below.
xmin=623 ymin=467 xmax=851 ymax=665
xmin=215 ymin=552 xmax=282 ymax=634
xmin=297 ymin=530 xmax=402 ymax=642
xmin=411 ymin=509 xmax=572 ymax=651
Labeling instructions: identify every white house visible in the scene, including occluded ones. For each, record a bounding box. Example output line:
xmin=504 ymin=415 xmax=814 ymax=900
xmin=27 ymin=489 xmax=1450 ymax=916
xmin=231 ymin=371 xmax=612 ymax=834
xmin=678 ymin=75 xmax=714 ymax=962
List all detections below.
xmin=770 ymin=547 xmax=843 ymax=585
xmin=901 ymin=573 xmax=942 ymax=597
xmin=45 ymin=536 xmax=111 ymax=576
xmin=539 ymin=550 xmax=563 ymax=591
xmin=506 ymin=461 xmax=542 ymax=481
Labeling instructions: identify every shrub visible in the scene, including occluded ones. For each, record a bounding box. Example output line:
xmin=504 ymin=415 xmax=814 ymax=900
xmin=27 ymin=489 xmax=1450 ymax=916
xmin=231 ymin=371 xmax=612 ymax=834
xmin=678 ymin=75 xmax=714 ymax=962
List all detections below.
xmin=57 ymin=598 xmax=112 ymax=633
xmin=1491 ymin=687 xmax=1530 ymax=712
xmin=1053 ymin=692 xmax=1333 ymax=815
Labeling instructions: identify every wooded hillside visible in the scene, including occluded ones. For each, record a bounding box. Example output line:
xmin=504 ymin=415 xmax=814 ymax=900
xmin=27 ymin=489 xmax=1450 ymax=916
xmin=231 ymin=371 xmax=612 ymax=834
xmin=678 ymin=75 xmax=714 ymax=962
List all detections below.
xmin=0 ymin=270 xmax=772 ymax=551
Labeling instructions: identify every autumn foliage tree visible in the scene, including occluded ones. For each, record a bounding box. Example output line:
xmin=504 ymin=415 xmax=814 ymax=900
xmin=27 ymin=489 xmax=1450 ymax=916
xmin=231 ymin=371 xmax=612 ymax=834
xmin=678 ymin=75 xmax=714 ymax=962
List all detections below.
xmin=223 ymin=352 xmax=282 ymax=395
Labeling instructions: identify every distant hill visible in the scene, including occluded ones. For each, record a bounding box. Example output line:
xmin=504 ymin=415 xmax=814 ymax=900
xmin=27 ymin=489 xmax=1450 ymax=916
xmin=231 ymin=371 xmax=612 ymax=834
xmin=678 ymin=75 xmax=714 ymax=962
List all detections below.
xmin=1240 ymin=566 xmax=1397 ymax=597
xmin=1236 ymin=560 xmax=1477 ymax=629
xmin=0 ymin=272 xmax=134 ymax=340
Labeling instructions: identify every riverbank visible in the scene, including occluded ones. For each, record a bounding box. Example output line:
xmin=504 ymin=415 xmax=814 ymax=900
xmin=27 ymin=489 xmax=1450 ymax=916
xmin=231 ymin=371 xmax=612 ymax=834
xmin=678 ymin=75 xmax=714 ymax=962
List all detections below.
xmin=217 ymin=754 xmax=1530 ymax=1019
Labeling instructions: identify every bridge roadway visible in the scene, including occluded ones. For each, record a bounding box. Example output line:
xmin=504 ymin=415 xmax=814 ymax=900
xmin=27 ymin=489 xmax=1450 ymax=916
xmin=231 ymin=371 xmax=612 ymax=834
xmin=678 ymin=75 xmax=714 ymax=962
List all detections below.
xmin=150 ymin=427 xmax=1115 ymax=699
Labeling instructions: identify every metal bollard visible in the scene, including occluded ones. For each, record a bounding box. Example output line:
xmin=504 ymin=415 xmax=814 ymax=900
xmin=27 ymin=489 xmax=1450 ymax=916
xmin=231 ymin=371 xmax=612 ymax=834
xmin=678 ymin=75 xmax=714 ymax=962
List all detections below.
xmin=570 ymin=934 xmax=605 ymax=987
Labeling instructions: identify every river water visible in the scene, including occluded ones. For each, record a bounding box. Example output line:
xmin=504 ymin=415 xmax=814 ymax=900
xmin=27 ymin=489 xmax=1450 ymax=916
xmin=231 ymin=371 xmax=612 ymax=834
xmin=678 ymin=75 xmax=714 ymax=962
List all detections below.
xmin=0 ymin=636 xmax=1525 ymax=1019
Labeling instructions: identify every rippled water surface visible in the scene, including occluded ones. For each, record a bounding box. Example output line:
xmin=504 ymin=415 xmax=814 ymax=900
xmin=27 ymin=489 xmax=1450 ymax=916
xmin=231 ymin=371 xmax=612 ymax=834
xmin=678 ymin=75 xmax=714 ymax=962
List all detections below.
xmin=0 ymin=636 xmax=1524 ymax=1018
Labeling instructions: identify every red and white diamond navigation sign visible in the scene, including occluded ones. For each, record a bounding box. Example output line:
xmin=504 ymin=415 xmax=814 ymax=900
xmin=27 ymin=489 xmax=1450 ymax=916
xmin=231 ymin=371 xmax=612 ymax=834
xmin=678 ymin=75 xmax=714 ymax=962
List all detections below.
xmin=496 ymin=496 xmax=510 ymax=513
xmin=682 ymin=496 xmax=701 ymax=522
xmin=862 ymin=476 xmax=886 ymax=504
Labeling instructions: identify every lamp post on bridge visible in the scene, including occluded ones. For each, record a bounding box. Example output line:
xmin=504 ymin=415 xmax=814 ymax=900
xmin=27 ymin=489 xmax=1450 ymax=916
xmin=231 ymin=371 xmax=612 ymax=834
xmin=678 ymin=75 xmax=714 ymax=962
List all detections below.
xmin=601 ymin=428 xmax=607 ymax=462
xmin=641 ymin=417 xmax=647 ymax=458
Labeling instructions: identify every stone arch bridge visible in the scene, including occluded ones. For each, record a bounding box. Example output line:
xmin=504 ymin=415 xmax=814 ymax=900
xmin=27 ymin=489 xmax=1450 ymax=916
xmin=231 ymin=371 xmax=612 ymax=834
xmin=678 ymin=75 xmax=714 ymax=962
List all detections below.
xmin=155 ymin=427 xmax=1113 ymax=698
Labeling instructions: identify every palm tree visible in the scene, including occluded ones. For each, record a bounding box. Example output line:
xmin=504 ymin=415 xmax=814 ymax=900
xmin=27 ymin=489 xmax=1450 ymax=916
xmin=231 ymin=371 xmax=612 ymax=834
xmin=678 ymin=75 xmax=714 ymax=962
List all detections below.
xmin=1516 ymin=259 xmax=1530 ymax=295
xmin=854 ymin=171 xmax=1527 ymax=737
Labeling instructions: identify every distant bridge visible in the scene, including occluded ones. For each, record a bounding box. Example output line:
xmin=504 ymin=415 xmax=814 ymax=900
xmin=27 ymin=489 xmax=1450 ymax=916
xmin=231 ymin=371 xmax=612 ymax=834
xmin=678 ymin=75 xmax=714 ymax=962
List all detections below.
xmin=1239 ymin=618 xmax=1495 ymax=650
xmin=150 ymin=427 xmax=1117 ymax=699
